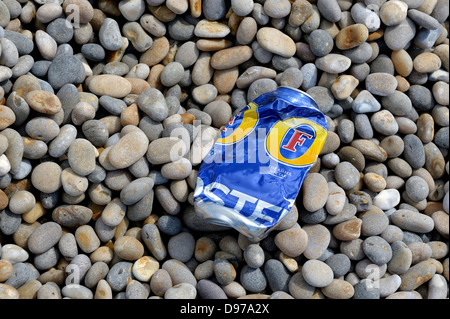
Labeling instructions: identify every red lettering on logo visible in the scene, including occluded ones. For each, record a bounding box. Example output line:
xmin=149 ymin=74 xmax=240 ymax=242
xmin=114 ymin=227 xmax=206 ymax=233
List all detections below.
xmin=282 ymin=130 xmax=313 ymax=152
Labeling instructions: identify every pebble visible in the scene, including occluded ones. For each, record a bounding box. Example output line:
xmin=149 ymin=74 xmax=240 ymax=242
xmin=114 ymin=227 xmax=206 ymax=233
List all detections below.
xmin=399 ymin=260 xmax=436 ymax=291
xmin=264 ymin=259 xmax=291 ymax=292
xmin=322 ymin=279 xmax=355 ymax=299
xmin=302 ymin=224 xmax=330 ymax=260
xmin=114 ymin=236 xmax=144 ymax=261
xmin=197 ymin=279 xmax=227 ymax=299
xmin=88 ymin=75 xmax=132 ymax=99
xmin=240 ymin=266 xmax=267 ymax=293
xmin=366 ymin=73 xmax=398 ymax=96
xmin=0 ymin=244 xmax=29 ymax=264
xmin=167 ymin=232 xmax=195 ymax=262
xmin=309 ymin=29 xmax=334 ymax=57
xmin=391 ymin=209 xmax=435 ymax=233
xmin=362 ymin=236 xmax=393 ymax=265
xmin=302 ymin=173 xmax=329 ymax=212
xmin=210 ymin=46 xmax=253 ymax=70
xmin=30 ymin=162 xmax=62 ymax=193
xmin=335 ymin=24 xmax=369 ymax=50
xmin=315 ymin=54 xmax=352 ymax=74
xmin=302 ymin=260 xmax=334 ymax=288
xmin=373 ymin=189 xmax=401 ymax=210
xmin=334 ymin=162 xmax=360 ymax=190
xmin=274 ymin=227 xmax=308 ymax=258
xmin=141 ymin=224 xmax=167 ymax=261
xmin=256 ymin=27 xmax=296 ymax=58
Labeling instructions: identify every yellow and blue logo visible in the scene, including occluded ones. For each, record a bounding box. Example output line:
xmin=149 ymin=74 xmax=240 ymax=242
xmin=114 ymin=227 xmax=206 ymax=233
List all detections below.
xmin=216 ymin=102 xmax=259 ymax=145
xmin=266 ymin=118 xmax=327 ymax=167
xmin=216 ymin=101 xmax=327 ymax=167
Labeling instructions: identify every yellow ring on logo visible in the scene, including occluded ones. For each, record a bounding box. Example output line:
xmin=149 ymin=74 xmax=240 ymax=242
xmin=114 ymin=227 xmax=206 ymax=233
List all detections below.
xmin=266 ymin=117 xmax=327 ymax=167
xmin=217 ymin=102 xmax=259 ymax=145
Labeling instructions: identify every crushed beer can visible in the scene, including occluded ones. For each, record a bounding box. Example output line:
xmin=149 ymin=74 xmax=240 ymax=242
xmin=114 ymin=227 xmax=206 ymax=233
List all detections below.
xmin=193 ymin=86 xmax=328 ymax=241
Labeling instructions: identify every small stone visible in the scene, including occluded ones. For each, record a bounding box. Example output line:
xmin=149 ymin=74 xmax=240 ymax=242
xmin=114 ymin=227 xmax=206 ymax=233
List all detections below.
xmin=315 ymin=54 xmax=352 ymax=74
xmin=413 ymin=52 xmax=442 ymax=73
xmin=27 ymin=222 xmax=62 ymax=255
xmin=240 ymin=266 xmax=267 ymax=293
xmin=325 ymin=253 xmax=351 ymax=278
xmin=256 ymin=27 xmax=296 ymax=58
xmin=362 ymin=236 xmax=393 ymax=265
xmin=142 ymin=223 xmax=167 ymax=261
xmin=373 ymin=189 xmax=401 ymax=210
xmin=0 ymin=244 xmax=29 ymax=264
xmin=194 ymin=19 xmax=230 ymax=38
xmin=302 ymin=260 xmax=334 ymax=288
xmin=322 ymin=279 xmax=355 ymax=299
xmin=391 ymin=209 xmax=435 ymax=233
xmin=165 ymin=283 xmax=197 ymax=299
xmin=385 ymin=17 xmax=416 ymax=50
xmin=88 ymin=75 xmax=132 ymax=99
xmin=52 ymin=205 xmax=93 ymax=228
xmin=308 ymin=29 xmax=334 ymax=57
xmin=109 ymin=130 xmax=149 ymax=169
xmin=114 ymin=236 xmax=145 ymax=261
xmin=210 ymin=46 xmax=253 ymax=70
xmin=274 ymin=227 xmax=308 ymax=258
xmin=162 ymin=259 xmax=197 ymax=287
xmin=75 ymin=225 xmax=100 ymax=254
xmin=8 ymin=190 xmax=35 ymax=215
xmin=366 ymin=73 xmax=398 ymax=96
xmin=335 ymin=24 xmax=369 ymax=50
xmin=399 ymin=260 xmax=436 ymax=291
xmin=99 ymin=18 xmax=122 ymax=51
xmin=380 ymin=1 xmax=408 ymax=26
xmin=303 ymin=224 xmax=331 ymax=260
xmin=353 ymin=279 xmax=380 ymax=299
xmin=106 ymin=261 xmax=134 ymax=292
xmin=334 ymin=161 xmax=360 ymax=190
xmin=302 ymin=173 xmax=329 ymax=212
xmin=264 ymin=259 xmax=291 ymax=293
xmin=150 ymin=269 xmax=172 ymax=297
xmin=68 ymin=139 xmax=96 ymax=176
xmin=332 ymin=217 xmax=362 ymax=241
xmin=405 ymin=176 xmax=429 ymax=202
xmin=167 ymin=232 xmax=195 ymax=263
xmin=132 ymin=256 xmax=159 ymax=282
xmin=352 ymin=90 xmax=381 ymax=113
xmin=31 ymin=162 xmax=62 ymax=193
xmin=137 ymin=88 xmax=169 ymax=122
xmin=197 ymin=279 xmax=227 ymax=299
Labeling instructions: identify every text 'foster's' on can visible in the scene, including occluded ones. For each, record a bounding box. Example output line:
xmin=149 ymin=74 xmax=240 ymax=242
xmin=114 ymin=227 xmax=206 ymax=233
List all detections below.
xmin=193 ymin=86 xmax=328 ymax=241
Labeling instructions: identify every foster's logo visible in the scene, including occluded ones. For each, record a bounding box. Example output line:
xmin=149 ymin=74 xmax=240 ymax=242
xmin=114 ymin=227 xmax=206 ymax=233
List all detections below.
xmin=266 ymin=118 xmax=327 ymax=167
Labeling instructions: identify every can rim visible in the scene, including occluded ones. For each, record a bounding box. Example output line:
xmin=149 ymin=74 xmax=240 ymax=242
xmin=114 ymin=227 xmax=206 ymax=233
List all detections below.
xmin=279 ymin=85 xmax=316 ymax=102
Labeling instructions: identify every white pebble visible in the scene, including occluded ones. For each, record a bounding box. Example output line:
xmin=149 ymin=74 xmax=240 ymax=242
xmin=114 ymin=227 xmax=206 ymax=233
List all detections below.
xmin=373 ymin=189 xmax=401 ymax=210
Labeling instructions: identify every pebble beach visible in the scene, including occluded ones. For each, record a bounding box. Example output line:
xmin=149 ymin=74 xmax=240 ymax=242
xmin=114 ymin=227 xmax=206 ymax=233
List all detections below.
xmin=0 ymin=0 xmax=449 ymax=301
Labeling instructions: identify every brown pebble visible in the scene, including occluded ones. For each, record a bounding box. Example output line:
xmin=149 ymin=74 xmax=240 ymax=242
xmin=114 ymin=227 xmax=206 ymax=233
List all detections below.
xmin=332 ymin=217 xmax=362 ymax=241
xmin=114 ymin=235 xmax=145 ymax=261
xmin=0 ymin=105 xmax=17 ymax=130
xmin=0 ymin=259 xmax=13 ymax=282
xmin=210 ymin=46 xmax=253 ymax=70
xmin=0 ymin=189 xmax=9 ymax=210
xmin=413 ymin=52 xmax=442 ymax=73
xmin=180 ymin=113 xmax=196 ymax=124
xmin=140 ymin=36 xmax=170 ymax=66
xmin=120 ymin=103 xmax=140 ymax=127
xmin=335 ymin=24 xmax=369 ymax=50
xmin=25 ymin=90 xmax=62 ymax=115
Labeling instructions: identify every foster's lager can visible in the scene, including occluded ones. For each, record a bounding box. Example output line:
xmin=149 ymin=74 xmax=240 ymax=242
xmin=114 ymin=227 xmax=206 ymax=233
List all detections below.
xmin=194 ymin=86 xmax=328 ymax=241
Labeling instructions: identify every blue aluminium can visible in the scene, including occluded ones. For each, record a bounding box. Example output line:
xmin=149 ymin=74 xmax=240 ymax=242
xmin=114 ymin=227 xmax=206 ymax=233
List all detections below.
xmin=193 ymin=86 xmax=328 ymax=241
